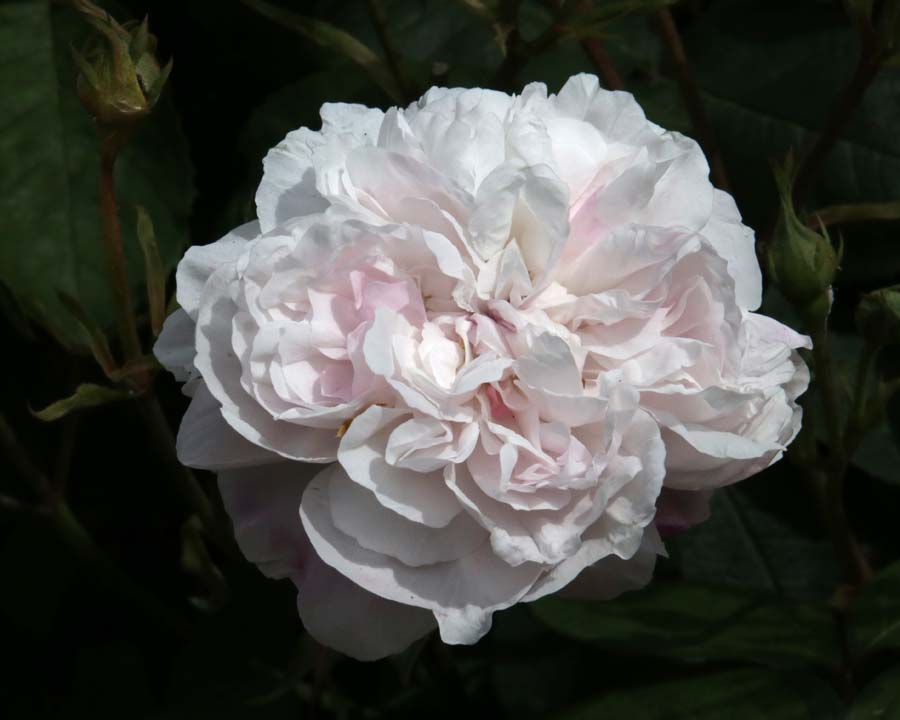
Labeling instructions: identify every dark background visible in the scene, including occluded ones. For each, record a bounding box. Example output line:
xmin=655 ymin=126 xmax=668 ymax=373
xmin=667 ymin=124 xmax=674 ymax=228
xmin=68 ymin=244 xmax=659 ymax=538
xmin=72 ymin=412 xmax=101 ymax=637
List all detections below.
xmin=2 ymin=0 xmax=900 ymax=717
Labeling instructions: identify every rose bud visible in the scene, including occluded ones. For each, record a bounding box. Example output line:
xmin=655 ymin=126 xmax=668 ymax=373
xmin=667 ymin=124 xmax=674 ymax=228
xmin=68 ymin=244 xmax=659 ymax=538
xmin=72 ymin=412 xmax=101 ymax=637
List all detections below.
xmin=71 ymin=0 xmax=171 ymax=129
xmin=767 ymin=157 xmax=839 ymax=323
xmin=856 ymin=285 xmax=900 ymax=346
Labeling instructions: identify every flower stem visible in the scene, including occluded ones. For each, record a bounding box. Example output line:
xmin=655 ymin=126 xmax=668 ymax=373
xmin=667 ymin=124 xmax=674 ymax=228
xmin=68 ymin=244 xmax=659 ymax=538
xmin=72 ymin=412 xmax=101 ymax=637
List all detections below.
xmin=98 ymin=137 xmax=144 ymax=366
xmin=654 ymin=6 xmax=730 ymax=192
xmin=809 ymin=321 xmax=873 ymax=585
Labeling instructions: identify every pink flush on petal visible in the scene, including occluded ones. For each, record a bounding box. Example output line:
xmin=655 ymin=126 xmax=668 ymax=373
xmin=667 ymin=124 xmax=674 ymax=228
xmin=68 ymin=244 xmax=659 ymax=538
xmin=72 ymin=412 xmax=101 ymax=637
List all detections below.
xmin=349 ymin=269 xmax=427 ymax=326
xmin=486 ymin=384 xmax=514 ymax=420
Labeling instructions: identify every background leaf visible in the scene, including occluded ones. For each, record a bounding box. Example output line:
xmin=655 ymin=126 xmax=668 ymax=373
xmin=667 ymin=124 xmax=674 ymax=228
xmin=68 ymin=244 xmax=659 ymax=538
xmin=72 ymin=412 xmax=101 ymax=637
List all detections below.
xmin=670 ymin=486 xmax=839 ymax=602
xmin=0 ymin=0 xmax=193 ymax=348
xmin=848 ymin=667 xmax=900 ymax=719
xmin=557 ymin=668 xmax=844 ymax=720
xmin=531 ymin=579 xmax=839 ymax=669
xmin=851 ymin=560 xmax=900 ymax=655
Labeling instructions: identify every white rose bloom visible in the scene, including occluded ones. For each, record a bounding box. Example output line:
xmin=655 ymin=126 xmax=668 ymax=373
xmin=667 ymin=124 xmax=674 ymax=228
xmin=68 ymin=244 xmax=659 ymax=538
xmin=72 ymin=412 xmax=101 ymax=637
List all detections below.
xmin=155 ymin=74 xmax=809 ymax=660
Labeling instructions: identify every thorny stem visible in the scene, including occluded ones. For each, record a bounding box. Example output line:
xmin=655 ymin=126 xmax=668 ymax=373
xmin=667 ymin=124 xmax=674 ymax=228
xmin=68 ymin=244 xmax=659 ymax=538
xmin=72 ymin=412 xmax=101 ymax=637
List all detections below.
xmin=99 ymin=137 xmax=144 ymax=366
xmin=654 ymin=7 xmax=730 ymax=191
xmin=97 ymin=126 xmax=230 ymax=553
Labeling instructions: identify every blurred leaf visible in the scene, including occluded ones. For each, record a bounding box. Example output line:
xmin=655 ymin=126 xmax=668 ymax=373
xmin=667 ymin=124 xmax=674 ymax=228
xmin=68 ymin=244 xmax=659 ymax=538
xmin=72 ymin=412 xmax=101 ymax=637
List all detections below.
xmin=313 ymin=0 xmax=503 ymax=88
xmin=531 ymin=580 xmax=839 ymax=668
xmin=31 ymin=383 xmax=134 ymax=422
xmin=672 ymin=486 xmax=839 ymax=602
xmin=493 ymin=651 xmax=579 ymax=718
xmin=637 ymin=0 xmax=900 ymax=286
xmin=557 ymin=668 xmax=843 ymax=720
xmin=135 ymin=205 xmax=166 ymax=337
xmin=557 ymin=0 xmax=674 ymax=40
xmin=243 ymin=0 xmax=404 ymax=102
xmin=58 ymin=290 xmax=117 ymax=376
xmin=851 ymin=560 xmax=900 ymax=655
xmin=848 ymin=667 xmax=900 ymax=719
xmin=826 ymin=333 xmax=900 ymax=485
xmin=0 ymin=0 xmax=193 ymax=348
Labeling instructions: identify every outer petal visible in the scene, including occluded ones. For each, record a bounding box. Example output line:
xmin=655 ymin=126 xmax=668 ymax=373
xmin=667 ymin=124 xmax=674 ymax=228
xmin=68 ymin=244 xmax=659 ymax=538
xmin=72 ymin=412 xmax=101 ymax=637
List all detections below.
xmin=554 ymin=74 xmax=660 ymax=147
xmin=218 ymin=462 xmax=434 ymax=660
xmin=193 ymin=266 xmax=339 ymax=462
xmin=177 ymin=383 xmax=281 ymax=470
xmin=176 ymin=221 xmax=259 ymax=320
xmin=553 ymin=526 xmax=663 ymax=601
xmin=655 ymin=488 xmax=713 ymax=537
xmin=328 ymin=468 xmax=485 ymax=567
xmin=300 ymin=464 xmax=544 ymax=645
xmin=154 ymin=308 xmax=196 ymax=383
xmin=701 ymin=190 xmax=762 ymax=310
xmin=294 ymin=555 xmax=436 ymax=661
xmin=218 ymin=461 xmax=316 ymax=578
xmin=256 ymin=104 xmax=384 ymax=232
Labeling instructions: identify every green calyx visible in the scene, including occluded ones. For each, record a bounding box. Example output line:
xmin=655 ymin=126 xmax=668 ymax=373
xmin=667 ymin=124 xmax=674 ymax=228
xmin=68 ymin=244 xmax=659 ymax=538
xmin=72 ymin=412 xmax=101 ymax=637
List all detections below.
xmin=856 ymin=285 xmax=900 ymax=345
xmin=767 ymin=153 xmax=839 ymax=322
xmin=71 ymin=1 xmax=172 ymax=128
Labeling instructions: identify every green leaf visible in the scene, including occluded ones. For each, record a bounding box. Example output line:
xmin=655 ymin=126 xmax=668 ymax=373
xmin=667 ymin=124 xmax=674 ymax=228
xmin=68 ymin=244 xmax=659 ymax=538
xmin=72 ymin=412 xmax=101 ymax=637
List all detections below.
xmin=307 ymin=0 xmax=504 ymax=89
xmin=531 ymin=580 xmax=839 ymax=669
xmin=672 ymin=486 xmax=839 ymax=602
xmin=557 ymin=0 xmax=674 ymax=40
xmin=242 ymin=0 xmax=404 ymax=103
xmin=135 ymin=205 xmax=166 ymax=337
xmin=557 ymin=668 xmax=843 ymax=720
xmin=622 ymin=0 xmax=900 ymax=285
xmin=849 ymin=667 xmax=900 ymax=719
xmin=58 ymin=290 xmax=116 ymax=376
xmin=825 ymin=333 xmax=900 ymax=485
xmin=31 ymin=383 xmax=135 ymax=422
xmin=0 ymin=0 xmax=193 ymax=349
xmin=851 ymin=561 xmax=900 ymax=655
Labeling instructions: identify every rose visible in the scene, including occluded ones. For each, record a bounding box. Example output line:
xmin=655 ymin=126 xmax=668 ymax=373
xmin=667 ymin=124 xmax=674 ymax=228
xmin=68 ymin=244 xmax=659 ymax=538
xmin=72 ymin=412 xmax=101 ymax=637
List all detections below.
xmin=155 ymin=74 xmax=809 ymax=660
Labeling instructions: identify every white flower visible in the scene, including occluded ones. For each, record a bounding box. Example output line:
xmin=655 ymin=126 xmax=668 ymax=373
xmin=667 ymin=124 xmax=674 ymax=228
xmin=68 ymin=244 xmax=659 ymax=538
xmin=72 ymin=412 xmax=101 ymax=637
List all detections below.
xmin=155 ymin=74 xmax=809 ymax=660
